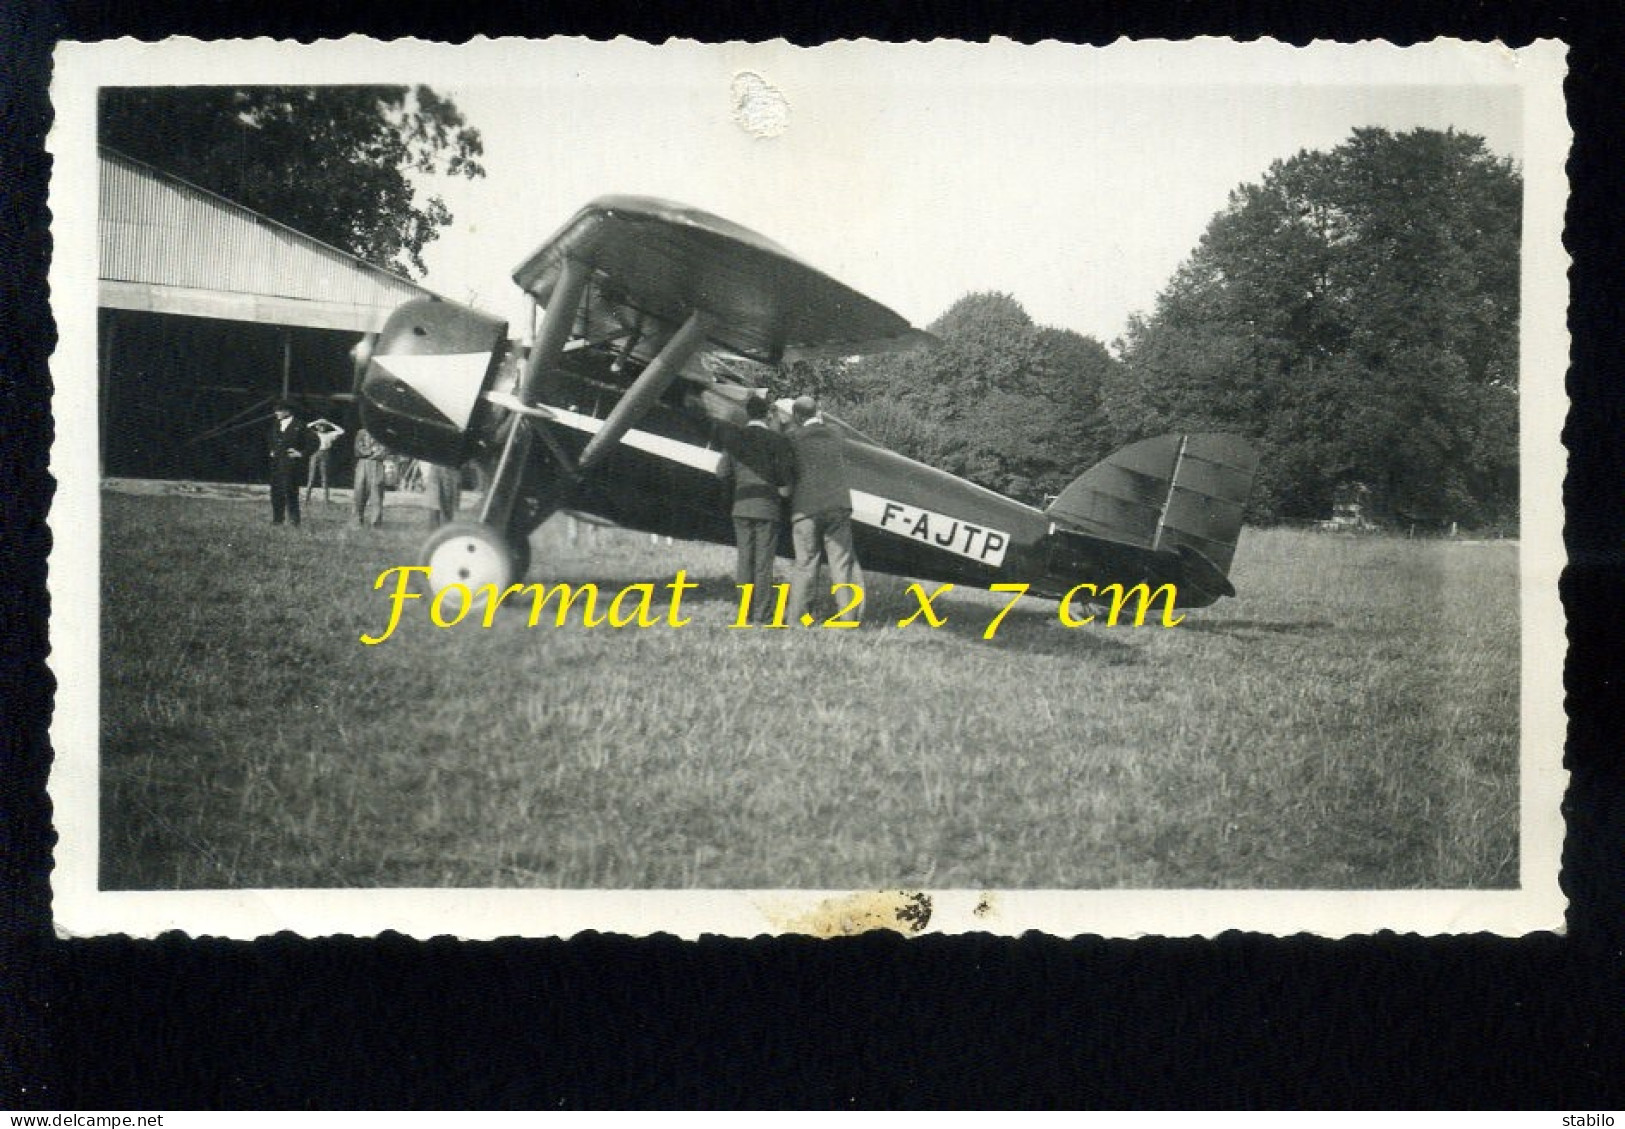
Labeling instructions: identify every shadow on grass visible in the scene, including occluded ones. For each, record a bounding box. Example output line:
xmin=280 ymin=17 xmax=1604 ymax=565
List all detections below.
xmin=862 ymin=587 xmax=1142 ymax=662
xmin=494 ymin=567 xmax=743 ymax=608
xmin=482 ymin=568 xmax=1141 ymax=660
xmin=1175 ymin=617 xmax=1335 ymax=637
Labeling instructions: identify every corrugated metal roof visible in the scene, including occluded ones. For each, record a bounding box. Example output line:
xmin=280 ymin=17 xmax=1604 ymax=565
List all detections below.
xmin=99 ymin=146 xmax=437 ymax=331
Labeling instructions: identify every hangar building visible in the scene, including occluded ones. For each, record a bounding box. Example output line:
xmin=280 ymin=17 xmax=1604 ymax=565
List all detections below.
xmin=98 ymin=146 xmax=442 ymax=483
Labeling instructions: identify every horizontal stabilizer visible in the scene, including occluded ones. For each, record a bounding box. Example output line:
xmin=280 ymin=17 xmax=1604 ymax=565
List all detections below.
xmin=1047 ymin=433 xmax=1258 ymax=576
xmin=1174 ymin=544 xmax=1237 ymax=606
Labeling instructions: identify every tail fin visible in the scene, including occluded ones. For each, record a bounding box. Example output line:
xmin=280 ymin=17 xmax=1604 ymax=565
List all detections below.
xmin=1046 ymin=433 xmax=1258 ymax=576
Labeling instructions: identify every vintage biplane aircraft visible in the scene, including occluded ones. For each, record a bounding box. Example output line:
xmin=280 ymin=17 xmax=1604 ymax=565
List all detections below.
xmin=357 ymin=197 xmax=1257 ymax=612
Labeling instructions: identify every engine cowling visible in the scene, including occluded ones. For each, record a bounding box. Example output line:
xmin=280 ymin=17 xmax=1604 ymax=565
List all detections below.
xmin=358 ymin=297 xmax=509 ymax=467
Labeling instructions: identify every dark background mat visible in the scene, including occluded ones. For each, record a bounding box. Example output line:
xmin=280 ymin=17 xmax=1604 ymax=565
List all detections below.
xmin=4 ymin=0 xmax=1622 ymax=1108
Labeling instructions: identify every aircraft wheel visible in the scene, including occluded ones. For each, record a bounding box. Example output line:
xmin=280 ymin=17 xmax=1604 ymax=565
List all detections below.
xmin=422 ymin=521 xmax=517 ymax=597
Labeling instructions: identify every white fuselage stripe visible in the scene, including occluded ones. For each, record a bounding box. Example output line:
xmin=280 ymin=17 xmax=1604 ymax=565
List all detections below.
xmin=545 ymin=408 xmax=1009 ymax=567
xmin=545 ymin=406 xmax=725 ymax=474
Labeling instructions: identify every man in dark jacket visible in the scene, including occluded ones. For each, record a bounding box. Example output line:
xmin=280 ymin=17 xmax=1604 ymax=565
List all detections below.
xmin=267 ymin=400 xmax=311 ymax=526
xmin=786 ymin=395 xmax=863 ymax=625
xmin=717 ymin=394 xmax=797 ymax=624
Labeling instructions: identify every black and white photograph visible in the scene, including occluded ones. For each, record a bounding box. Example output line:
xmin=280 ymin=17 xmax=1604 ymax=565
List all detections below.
xmin=47 ymin=37 xmax=1569 ymax=940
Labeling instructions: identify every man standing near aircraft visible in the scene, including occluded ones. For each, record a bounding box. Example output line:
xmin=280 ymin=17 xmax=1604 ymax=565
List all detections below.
xmin=266 ymin=400 xmax=309 ymax=527
xmin=352 ymin=425 xmax=389 ymax=528
xmin=303 ymin=416 xmax=345 ymax=505
xmin=426 ymin=461 xmax=463 ymax=529
xmin=786 ymin=395 xmax=863 ymax=626
xmin=717 ymin=394 xmax=796 ymax=624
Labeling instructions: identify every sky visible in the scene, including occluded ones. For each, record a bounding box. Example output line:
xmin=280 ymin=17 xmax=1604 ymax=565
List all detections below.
xmin=407 ymin=41 xmax=1525 ymax=347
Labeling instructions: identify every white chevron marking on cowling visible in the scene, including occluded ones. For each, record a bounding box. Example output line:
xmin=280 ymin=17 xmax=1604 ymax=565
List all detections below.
xmin=372 ymin=352 xmax=492 ymax=427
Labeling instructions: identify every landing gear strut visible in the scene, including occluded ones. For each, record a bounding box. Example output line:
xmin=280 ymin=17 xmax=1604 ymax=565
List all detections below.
xmin=413 ymin=256 xmax=712 ymax=606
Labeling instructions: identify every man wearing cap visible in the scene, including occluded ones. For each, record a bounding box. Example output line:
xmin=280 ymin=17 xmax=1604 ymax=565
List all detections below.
xmin=716 ymin=394 xmax=797 ymax=624
xmin=266 ymin=400 xmax=311 ymax=526
xmin=786 ymin=394 xmax=863 ymax=625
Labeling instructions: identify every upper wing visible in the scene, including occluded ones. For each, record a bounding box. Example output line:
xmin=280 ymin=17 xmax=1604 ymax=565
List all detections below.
xmin=511 ymin=196 xmax=926 ymax=365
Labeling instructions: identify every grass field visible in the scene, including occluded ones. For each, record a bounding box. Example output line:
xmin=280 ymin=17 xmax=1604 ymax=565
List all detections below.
xmin=96 ymin=488 xmax=1519 ymax=890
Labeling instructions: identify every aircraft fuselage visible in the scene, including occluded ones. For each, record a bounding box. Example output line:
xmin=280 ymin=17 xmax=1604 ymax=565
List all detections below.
xmin=360 ymin=297 xmax=1224 ymax=607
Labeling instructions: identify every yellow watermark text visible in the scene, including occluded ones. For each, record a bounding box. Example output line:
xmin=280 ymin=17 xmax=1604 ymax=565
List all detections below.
xmin=361 ymin=567 xmax=698 ymax=645
xmin=360 ymin=569 xmax=1184 ymax=644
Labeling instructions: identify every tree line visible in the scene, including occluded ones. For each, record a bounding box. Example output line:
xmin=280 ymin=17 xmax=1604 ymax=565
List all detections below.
xmin=1105 ymin=126 xmax=1520 ymax=527
xmin=102 ymin=87 xmax=1521 ymax=528
xmin=783 ymin=292 xmax=1114 ymax=506
xmin=790 ymin=127 xmax=1521 ymax=529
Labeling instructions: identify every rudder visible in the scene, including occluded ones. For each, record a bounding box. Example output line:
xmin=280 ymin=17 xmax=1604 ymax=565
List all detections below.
xmin=1046 ymin=434 xmax=1258 ymax=575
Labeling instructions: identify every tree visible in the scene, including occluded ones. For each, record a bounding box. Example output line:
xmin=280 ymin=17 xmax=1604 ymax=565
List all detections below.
xmin=818 ymin=292 xmax=1118 ymax=503
xmin=100 ymin=86 xmax=485 ymax=277
xmin=1110 ymin=127 xmax=1520 ymax=526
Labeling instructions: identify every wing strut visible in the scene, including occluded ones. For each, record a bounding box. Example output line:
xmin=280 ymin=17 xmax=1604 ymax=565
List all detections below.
xmin=480 ymin=291 xmax=712 ymax=529
xmin=520 ymin=256 xmax=591 ymax=404
xmin=578 ymin=309 xmax=711 ymax=472
xmin=479 ymin=255 xmax=593 ymax=530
